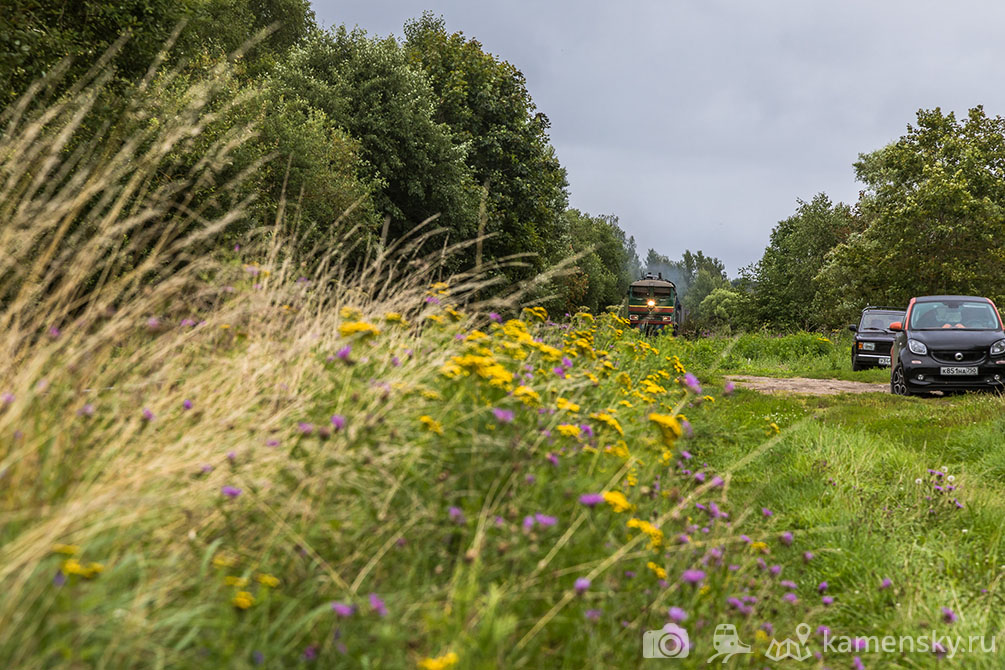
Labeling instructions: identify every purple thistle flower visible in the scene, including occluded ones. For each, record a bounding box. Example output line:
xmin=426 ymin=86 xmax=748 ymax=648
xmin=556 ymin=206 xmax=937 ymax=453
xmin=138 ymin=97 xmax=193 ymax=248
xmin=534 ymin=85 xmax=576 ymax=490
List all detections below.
xmin=561 ymin=356 xmax=574 ymax=368
xmin=681 ymin=569 xmax=705 ymax=585
xmin=425 ymin=295 xmax=440 ymax=304
xmin=181 ymin=318 xmax=196 ymax=327
xmin=302 ymin=645 xmax=317 ymax=661
xmin=580 ymin=423 xmax=594 ymax=438
xmin=221 ymin=486 xmax=242 ymax=498
xmin=680 ymin=450 xmax=692 ymax=460
xmin=780 ymin=531 xmax=793 ymax=546
xmin=489 ymin=312 xmax=502 ymax=323
xmin=522 ymin=516 xmax=535 ymax=530
xmin=492 ymin=408 xmax=515 ymax=423
xmin=681 ymin=419 xmax=693 ymax=438
xmin=942 ymin=607 xmax=957 ymax=624
xmin=525 ymin=474 xmax=536 ymax=484
xmin=683 ymin=373 xmax=702 ymax=394
xmin=803 ymin=551 xmax=814 ymax=562
xmin=822 ymin=596 xmax=834 ymax=606
xmin=336 ymin=345 xmax=351 ymax=361
xmin=852 ymin=656 xmax=864 ymax=670
xmin=331 ymin=602 xmax=354 ymax=617
xmin=534 ymin=513 xmax=557 ymax=527
xmin=724 ymin=381 xmax=735 ymax=396
xmin=668 ymin=606 xmax=687 ymax=622
xmin=77 ymin=403 xmax=95 ymax=417
xmin=585 ymin=608 xmax=602 ymax=621
xmin=781 ymin=580 xmax=797 ymax=589
xmin=574 ymin=577 xmax=590 ymax=594
xmin=710 ymin=475 xmax=724 ymax=487
xmin=879 ymin=578 xmax=892 ymax=590
xmin=1 ymin=392 xmax=13 ymax=405
xmin=331 ymin=414 xmax=346 ymax=431
xmin=546 ymin=452 xmax=559 ymax=466
xmin=852 ymin=638 xmax=867 ymax=651
xmin=769 ymin=564 xmax=782 ymax=576
xmin=368 ymin=593 xmax=387 ymax=617
xmin=448 ymin=506 xmax=466 ymax=524
xmin=182 ymin=399 xmax=193 ymax=410
xmin=266 ymin=439 xmax=280 ymax=447
xmin=298 ymin=422 xmax=314 ymax=435
xmin=53 ymin=570 xmax=66 ymax=587
xmin=48 ymin=326 xmax=61 ymax=339
xmin=579 ymin=493 xmax=604 ymax=507
xmin=552 ymin=366 xmax=565 ymax=378
xmin=227 ymin=451 xmax=236 ymax=462
xmin=694 ymin=472 xmax=706 ymax=483
xmin=147 ymin=317 xmax=160 ymax=329
xmin=761 ymin=507 xmax=773 ymax=517
xmin=818 ymin=581 xmax=828 ymax=592
xmin=933 ymin=641 xmax=947 ymax=658
xmin=783 ymin=592 xmax=798 ymax=604
xmin=817 ymin=625 xmax=831 ymax=637
xmin=200 ymin=464 xmax=213 ymax=473
xmin=142 ymin=408 xmax=154 ymax=421
xmin=391 ymin=355 xmax=401 ymax=366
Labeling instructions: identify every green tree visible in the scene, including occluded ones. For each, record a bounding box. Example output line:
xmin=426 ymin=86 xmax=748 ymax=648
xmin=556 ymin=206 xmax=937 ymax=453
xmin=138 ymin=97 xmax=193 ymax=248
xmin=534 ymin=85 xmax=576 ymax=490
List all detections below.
xmin=749 ymin=194 xmax=856 ymax=330
xmin=270 ymin=27 xmax=480 ymax=258
xmin=403 ymin=13 xmax=568 ymax=277
xmin=557 ymin=210 xmax=637 ymax=313
xmin=815 ymin=106 xmax=1005 ymax=325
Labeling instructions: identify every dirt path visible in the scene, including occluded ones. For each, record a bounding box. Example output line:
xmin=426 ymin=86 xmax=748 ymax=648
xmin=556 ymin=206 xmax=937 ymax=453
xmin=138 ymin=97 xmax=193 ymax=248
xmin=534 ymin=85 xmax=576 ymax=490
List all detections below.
xmin=726 ymin=375 xmax=888 ymax=396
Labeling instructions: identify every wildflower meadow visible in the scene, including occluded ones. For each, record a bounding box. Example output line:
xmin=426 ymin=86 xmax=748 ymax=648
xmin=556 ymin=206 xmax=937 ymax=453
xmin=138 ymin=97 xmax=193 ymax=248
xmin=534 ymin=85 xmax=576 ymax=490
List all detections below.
xmin=3 ymin=46 xmax=1005 ymax=670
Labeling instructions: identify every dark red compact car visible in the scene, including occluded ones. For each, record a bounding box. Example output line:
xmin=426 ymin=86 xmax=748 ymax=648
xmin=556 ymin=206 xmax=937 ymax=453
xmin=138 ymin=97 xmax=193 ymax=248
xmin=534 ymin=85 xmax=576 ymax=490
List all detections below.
xmin=889 ymin=295 xmax=1005 ymax=396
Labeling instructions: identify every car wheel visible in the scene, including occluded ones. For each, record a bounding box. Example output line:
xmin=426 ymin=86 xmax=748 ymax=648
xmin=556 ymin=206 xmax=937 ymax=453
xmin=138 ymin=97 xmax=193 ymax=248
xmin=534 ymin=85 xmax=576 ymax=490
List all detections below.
xmin=890 ymin=364 xmax=912 ymax=396
xmin=851 ymin=353 xmax=863 ymax=372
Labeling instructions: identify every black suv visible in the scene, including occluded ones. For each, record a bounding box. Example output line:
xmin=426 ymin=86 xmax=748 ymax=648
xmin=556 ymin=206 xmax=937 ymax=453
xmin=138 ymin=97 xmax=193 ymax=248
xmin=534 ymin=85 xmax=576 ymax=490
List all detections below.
xmin=890 ymin=295 xmax=1005 ymax=396
xmin=849 ymin=306 xmax=904 ymax=370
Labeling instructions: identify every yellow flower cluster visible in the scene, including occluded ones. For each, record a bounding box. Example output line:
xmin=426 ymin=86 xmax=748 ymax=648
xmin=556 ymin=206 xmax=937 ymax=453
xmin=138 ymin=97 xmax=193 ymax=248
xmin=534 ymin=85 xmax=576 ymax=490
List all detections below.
xmin=256 ymin=573 xmax=280 ymax=588
xmin=646 ymin=561 xmax=667 ymax=580
xmin=522 ymin=306 xmax=548 ymax=321
xmin=590 ymin=412 xmax=624 ymax=436
xmin=556 ymin=424 xmax=581 ymax=438
xmin=420 ymin=415 xmax=444 ymax=435
xmin=338 ymin=320 xmax=381 ymax=338
xmin=418 ymin=652 xmax=459 ymax=670
xmin=648 ymin=413 xmax=682 ymax=446
xmin=232 ymin=591 xmax=254 ymax=610
xmin=513 ymin=385 xmax=540 ymax=406
xmin=62 ymin=559 xmax=104 ymax=579
xmin=441 ymin=354 xmax=513 ymax=388
xmin=556 ymin=397 xmax=580 ymax=413
xmin=628 ymin=518 xmax=664 ymax=549
xmin=602 ymin=490 xmax=633 ymax=513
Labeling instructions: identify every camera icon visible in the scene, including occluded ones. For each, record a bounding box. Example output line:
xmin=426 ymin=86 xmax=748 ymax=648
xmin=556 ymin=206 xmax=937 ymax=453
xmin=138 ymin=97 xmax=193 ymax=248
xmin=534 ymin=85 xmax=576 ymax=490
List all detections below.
xmin=642 ymin=623 xmax=690 ymax=659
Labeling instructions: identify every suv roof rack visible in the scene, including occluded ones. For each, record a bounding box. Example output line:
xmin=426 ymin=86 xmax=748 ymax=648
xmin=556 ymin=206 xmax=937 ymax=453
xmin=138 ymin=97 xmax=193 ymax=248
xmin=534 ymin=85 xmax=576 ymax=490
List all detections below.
xmin=863 ymin=305 xmax=904 ymax=312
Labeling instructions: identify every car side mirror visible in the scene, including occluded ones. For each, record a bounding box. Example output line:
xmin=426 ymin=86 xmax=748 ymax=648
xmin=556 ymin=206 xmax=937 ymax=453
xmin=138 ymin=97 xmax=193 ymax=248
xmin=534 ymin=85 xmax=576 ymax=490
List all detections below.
xmin=848 ymin=324 xmax=857 ymax=332
xmin=889 ymin=321 xmax=902 ymax=331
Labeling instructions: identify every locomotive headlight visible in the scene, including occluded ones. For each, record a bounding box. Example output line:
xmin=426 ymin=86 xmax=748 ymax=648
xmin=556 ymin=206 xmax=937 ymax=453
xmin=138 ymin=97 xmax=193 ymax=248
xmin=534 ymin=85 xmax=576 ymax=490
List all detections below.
xmin=647 ymin=299 xmax=655 ymax=307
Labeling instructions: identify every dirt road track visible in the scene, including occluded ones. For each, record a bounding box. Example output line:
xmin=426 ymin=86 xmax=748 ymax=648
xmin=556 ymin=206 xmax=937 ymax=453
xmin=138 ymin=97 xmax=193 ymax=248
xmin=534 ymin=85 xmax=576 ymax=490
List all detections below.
xmin=726 ymin=375 xmax=888 ymax=396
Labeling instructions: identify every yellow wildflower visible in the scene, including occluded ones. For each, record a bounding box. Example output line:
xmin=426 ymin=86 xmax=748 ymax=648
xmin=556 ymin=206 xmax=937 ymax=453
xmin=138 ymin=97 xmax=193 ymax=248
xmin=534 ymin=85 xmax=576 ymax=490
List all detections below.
xmin=340 ymin=306 xmax=363 ymax=320
xmin=590 ymin=412 xmax=624 ymax=436
xmin=338 ymin=321 xmax=381 ymax=338
xmin=646 ymin=561 xmax=667 ymax=580
xmin=649 ymin=413 xmax=682 ymax=445
xmin=617 ymin=372 xmax=632 ymax=388
xmin=556 ymin=397 xmax=580 ymax=413
xmin=602 ymin=490 xmax=633 ymax=513
xmin=232 ymin=591 xmax=254 ymax=610
xmin=522 ymin=306 xmax=548 ymax=322
xmin=212 ymin=553 xmax=239 ymax=569
xmin=584 ymin=372 xmax=599 ymax=385
xmin=513 ymin=385 xmax=541 ymax=406
xmin=699 ymin=584 xmax=711 ymax=596
xmin=420 ymin=389 xmax=441 ymax=400
xmin=426 ymin=314 xmax=445 ymax=324
xmin=256 ymin=573 xmax=280 ymax=588
xmin=418 ymin=652 xmax=459 ymax=670
xmin=754 ymin=629 xmax=770 ymax=643
xmin=465 ymin=329 xmax=489 ymax=342
xmin=618 ymin=400 xmax=633 ymax=408
xmin=384 ymin=312 xmax=407 ymax=325
xmin=702 ymin=395 xmax=715 ymax=403
xmin=556 ymin=424 xmax=581 ymax=438
xmin=224 ymin=576 xmax=249 ymax=587
xmin=51 ymin=544 xmax=80 ymax=556
xmin=749 ymin=541 xmax=770 ymax=554
xmin=627 ymin=518 xmax=664 ymax=549
xmin=420 ymin=415 xmax=443 ymax=435
xmin=767 ymin=421 xmax=780 ymax=435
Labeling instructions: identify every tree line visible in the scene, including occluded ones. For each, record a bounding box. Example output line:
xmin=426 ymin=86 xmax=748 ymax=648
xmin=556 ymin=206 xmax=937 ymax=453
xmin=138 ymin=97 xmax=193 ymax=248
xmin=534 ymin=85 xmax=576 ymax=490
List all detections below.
xmin=5 ymin=3 xmax=703 ymax=315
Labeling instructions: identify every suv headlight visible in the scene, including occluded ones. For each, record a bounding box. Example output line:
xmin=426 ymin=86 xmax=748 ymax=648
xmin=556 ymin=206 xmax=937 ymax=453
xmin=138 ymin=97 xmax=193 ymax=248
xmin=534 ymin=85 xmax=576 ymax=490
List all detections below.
xmin=991 ymin=339 xmax=1005 ymax=356
xmin=908 ymin=339 xmax=928 ymax=355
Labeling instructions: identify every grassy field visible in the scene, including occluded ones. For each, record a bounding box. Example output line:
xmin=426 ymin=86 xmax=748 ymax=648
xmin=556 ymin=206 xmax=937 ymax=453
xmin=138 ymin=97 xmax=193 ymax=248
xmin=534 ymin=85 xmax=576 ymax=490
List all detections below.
xmin=3 ymin=73 xmax=1003 ymax=670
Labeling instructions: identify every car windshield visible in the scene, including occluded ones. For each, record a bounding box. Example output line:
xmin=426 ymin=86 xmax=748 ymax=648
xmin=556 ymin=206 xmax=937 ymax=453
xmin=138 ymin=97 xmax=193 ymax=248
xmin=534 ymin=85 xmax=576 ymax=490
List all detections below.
xmin=859 ymin=312 xmax=902 ymax=330
xmin=909 ymin=300 xmax=1001 ymax=330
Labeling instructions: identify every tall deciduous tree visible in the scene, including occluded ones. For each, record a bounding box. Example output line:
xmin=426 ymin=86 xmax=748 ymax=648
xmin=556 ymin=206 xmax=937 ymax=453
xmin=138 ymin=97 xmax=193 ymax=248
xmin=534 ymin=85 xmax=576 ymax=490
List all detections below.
xmin=815 ymin=107 xmax=1005 ymax=324
xmin=749 ymin=193 xmax=856 ymax=330
xmin=403 ymin=13 xmax=568 ymax=277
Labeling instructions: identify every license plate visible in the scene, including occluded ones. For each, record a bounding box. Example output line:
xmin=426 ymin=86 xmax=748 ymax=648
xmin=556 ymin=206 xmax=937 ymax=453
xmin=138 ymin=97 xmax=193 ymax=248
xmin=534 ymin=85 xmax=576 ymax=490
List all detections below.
xmin=878 ymin=356 xmax=891 ymax=366
xmin=941 ymin=366 xmax=978 ymax=376
xmin=862 ymin=342 xmax=875 ymax=351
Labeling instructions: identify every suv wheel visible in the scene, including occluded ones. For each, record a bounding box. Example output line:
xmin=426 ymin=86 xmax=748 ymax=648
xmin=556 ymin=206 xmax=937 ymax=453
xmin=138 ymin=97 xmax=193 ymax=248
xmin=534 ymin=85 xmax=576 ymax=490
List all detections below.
xmin=891 ymin=364 xmax=912 ymax=396
xmin=851 ymin=352 xmax=864 ymax=372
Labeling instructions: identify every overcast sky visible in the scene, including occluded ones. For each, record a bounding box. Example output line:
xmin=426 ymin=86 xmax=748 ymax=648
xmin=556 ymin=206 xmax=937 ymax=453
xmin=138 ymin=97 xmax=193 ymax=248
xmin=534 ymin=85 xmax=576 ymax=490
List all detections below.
xmin=313 ymin=1 xmax=1005 ymax=275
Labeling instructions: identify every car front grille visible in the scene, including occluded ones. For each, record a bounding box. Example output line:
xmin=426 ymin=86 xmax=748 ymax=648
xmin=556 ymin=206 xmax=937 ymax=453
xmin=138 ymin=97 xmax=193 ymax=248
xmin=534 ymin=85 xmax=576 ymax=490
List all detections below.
xmin=930 ymin=350 xmax=986 ymax=365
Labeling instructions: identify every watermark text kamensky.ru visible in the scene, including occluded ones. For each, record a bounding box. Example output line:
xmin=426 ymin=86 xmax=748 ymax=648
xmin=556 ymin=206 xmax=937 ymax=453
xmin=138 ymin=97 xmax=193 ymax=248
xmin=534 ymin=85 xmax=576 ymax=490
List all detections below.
xmin=823 ymin=632 xmax=996 ymax=659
